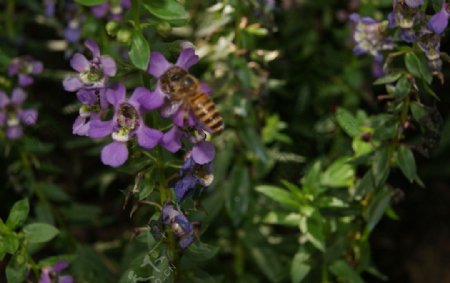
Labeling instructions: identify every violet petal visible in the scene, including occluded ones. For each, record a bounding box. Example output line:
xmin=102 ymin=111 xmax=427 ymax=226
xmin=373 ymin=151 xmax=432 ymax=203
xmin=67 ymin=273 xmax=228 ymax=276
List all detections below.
xmin=101 ymin=141 xmax=129 ymax=167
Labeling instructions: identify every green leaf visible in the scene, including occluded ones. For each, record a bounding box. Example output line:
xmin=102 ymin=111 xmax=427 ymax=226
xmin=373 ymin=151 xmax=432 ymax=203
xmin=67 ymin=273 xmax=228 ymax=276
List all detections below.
xmin=397 ymin=146 xmax=417 ymax=183
xmin=305 ymin=212 xmax=326 ymax=251
xmin=75 ymin=0 xmax=106 ymax=6
xmin=38 ymin=182 xmax=71 ymax=202
xmin=291 ymin=249 xmax=311 ymax=283
xmin=128 ymin=32 xmax=150 ymax=71
xmin=181 ymin=242 xmax=220 ymax=269
xmin=431 ymin=0 xmax=444 ymax=12
xmin=6 ymin=253 xmax=28 ymax=283
xmin=321 ymin=158 xmax=355 ymax=188
xmin=225 ymin=165 xmax=250 ymax=226
xmin=143 ymin=0 xmax=189 ymax=26
xmin=6 ymin=199 xmax=29 ymax=229
xmin=329 ymin=260 xmax=364 ymax=283
xmin=262 ymin=211 xmax=301 ymax=227
xmin=249 ymin=246 xmax=285 ymax=283
xmin=365 ymin=186 xmax=392 ymax=231
xmin=410 ymin=102 xmax=426 ymax=123
xmin=371 ymin=147 xmax=390 ymax=188
xmin=23 ymin=223 xmax=59 ymax=243
xmin=405 ymin=52 xmax=422 ymax=78
xmin=373 ymin=72 xmax=402 ymax=85
xmin=256 ymin=185 xmax=299 ymax=209
xmin=336 ymin=108 xmax=360 ymax=137
xmin=394 ymin=76 xmax=411 ymax=99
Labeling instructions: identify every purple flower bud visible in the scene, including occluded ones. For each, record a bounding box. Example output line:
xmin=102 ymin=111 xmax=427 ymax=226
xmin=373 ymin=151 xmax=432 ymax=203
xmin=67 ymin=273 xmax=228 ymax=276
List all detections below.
xmin=162 ymin=204 xmax=196 ymax=248
xmin=428 ymin=3 xmax=450 ymax=34
xmin=8 ymin=56 xmax=43 ymax=87
xmin=39 ymin=260 xmax=73 ymax=283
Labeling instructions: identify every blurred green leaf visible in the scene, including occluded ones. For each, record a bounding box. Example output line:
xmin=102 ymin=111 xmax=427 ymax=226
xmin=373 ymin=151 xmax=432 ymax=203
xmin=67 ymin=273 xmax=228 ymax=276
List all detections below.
xmin=75 ymin=0 xmax=105 ymax=5
xmin=6 ymin=253 xmax=28 ymax=283
xmin=431 ymin=0 xmax=444 ymax=11
xmin=305 ymin=212 xmax=326 ymax=252
xmin=329 ymin=260 xmax=364 ymax=283
xmin=181 ymin=242 xmax=220 ymax=269
xmin=23 ymin=223 xmax=59 ymax=243
xmin=38 ymin=182 xmax=71 ymax=202
xmin=6 ymin=198 xmax=29 ymax=230
xmin=394 ymin=76 xmax=411 ymax=99
xmin=129 ymin=32 xmax=150 ymax=71
xmin=404 ymin=52 xmax=432 ymax=83
xmin=249 ymin=246 xmax=285 ymax=283
xmin=262 ymin=211 xmax=301 ymax=226
xmin=373 ymin=72 xmax=402 ymax=85
xmin=336 ymin=108 xmax=360 ymax=138
xmin=397 ymin=146 xmax=417 ymax=183
xmin=321 ymin=158 xmax=355 ymax=188
xmin=225 ymin=165 xmax=250 ymax=226
xmin=291 ymin=249 xmax=311 ymax=283
xmin=256 ymin=185 xmax=299 ymax=209
xmin=372 ymin=147 xmax=390 ymax=188
xmin=365 ymin=186 xmax=392 ymax=231
xmin=143 ymin=0 xmax=189 ymax=26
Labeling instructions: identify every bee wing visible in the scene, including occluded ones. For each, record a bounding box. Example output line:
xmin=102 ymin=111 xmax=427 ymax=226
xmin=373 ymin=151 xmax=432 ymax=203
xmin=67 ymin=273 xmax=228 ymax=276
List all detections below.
xmin=161 ymin=100 xmax=184 ymax=118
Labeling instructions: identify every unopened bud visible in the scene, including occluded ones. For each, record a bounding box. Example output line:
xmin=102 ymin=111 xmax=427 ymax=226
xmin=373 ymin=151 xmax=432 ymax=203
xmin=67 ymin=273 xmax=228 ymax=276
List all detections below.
xmin=156 ymin=21 xmax=171 ymax=36
xmin=106 ymin=21 xmax=120 ymax=36
xmin=117 ymin=29 xmax=132 ymax=44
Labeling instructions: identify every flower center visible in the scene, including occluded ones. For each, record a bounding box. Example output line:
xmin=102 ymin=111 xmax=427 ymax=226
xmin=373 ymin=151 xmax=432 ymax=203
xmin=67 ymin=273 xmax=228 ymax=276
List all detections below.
xmin=112 ymin=103 xmax=140 ymax=142
xmin=5 ymin=105 xmax=19 ymax=127
xmin=80 ymin=65 xmax=104 ymax=85
xmin=18 ymin=61 xmax=33 ymax=74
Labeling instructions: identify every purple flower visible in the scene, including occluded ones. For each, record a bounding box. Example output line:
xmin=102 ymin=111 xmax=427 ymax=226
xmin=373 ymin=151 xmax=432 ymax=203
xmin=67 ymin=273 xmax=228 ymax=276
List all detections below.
xmin=63 ymin=2 xmax=84 ymax=43
xmin=39 ymin=260 xmax=73 ymax=283
xmin=43 ymin=0 xmax=55 ymax=17
xmin=146 ymin=48 xmax=200 ymax=127
xmin=173 ymin=146 xmax=215 ymax=201
xmin=91 ymin=0 xmax=131 ymax=20
xmin=428 ymin=3 xmax=450 ymax=34
xmin=88 ymin=84 xmax=163 ymax=167
xmin=63 ymin=39 xmax=117 ymax=92
xmin=350 ymin=13 xmax=394 ymax=58
xmin=8 ymin=56 xmax=43 ymax=87
xmin=72 ymin=88 xmax=108 ymax=136
xmin=0 ymin=88 xmax=38 ymax=140
xmin=162 ymin=204 xmax=195 ymax=248
xmin=391 ymin=0 xmax=423 ymax=30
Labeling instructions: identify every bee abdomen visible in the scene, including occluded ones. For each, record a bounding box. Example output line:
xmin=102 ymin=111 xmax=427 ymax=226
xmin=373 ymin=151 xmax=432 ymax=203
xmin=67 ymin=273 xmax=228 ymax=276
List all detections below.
xmin=189 ymin=93 xmax=224 ymax=133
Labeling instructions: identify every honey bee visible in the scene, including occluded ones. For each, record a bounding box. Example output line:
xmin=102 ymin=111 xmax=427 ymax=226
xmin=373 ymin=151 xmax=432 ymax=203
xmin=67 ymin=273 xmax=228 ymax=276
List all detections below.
xmin=160 ymin=66 xmax=224 ymax=133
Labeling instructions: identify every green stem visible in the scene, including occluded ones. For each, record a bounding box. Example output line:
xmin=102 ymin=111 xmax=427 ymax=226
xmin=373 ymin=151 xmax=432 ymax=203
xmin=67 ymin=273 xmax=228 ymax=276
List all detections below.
xmin=6 ymin=0 xmax=15 ymax=37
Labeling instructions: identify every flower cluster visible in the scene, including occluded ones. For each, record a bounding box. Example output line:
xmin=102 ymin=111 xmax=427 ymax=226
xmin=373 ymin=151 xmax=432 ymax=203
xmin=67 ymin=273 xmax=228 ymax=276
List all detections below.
xmin=63 ymin=42 xmax=220 ymax=248
xmin=351 ymin=0 xmax=450 ymax=74
xmin=0 ymin=56 xmax=41 ymax=140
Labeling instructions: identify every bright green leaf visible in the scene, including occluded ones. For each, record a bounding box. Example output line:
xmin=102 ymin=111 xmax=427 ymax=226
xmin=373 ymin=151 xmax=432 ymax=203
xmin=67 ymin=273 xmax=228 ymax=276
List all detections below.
xmin=365 ymin=186 xmax=392 ymax=231
xmin=75 ymin=0 xmax=106 ymax=6
xmin=321 ymin=158 xmax=355 ymax=188
xmin=256 ymin=185 xmax=299 ymax=209
xmin=373 ymin=72 xmax=403 ymax=85
xmin=23 ymin=223 xmax=59 ymax=243
xmin=143 ymin=0 xmax=189 ymax=26
xmin=291 ymin=249 xmax=311 ymax=283
xmin=329 ymin=260 xmax=364 ymax=283
xmin=129 ymin=32 xmax=150 ymax=71
xmin=6 ymin=199 xmax=29 ymax=230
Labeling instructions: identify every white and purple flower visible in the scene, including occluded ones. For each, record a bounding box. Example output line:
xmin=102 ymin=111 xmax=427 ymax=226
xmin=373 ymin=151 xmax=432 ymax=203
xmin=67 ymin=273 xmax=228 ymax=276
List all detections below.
xmin=63 ymin=39 xmax=117 ymax=92
xmin=88 ymin=83 xmax=163 ymax=167
xmin=8 ymin=56 xmax=43 ymax=87
xmin=0 ymin=88 xmax=38 ymax=140
xmin=72 ymin=88 xmax=108 ymax=136
xmin=39 ymin=260 xmax=73 ymax=283
xmin=162 ymin=204 xmax=196 ymax=249
xmin=350 ymin=13 xmax=394 ymax=59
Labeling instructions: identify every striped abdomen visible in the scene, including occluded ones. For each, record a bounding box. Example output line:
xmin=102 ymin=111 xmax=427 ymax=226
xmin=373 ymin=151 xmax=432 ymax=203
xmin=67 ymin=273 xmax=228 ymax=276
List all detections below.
xmin=188 ymin=91 xmax=224 ymax=133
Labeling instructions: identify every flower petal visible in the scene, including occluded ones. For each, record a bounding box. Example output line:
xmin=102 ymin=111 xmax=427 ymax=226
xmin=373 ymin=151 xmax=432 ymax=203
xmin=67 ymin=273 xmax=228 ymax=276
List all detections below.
xmin=136 ymin=125 xmax=163 ymax=149
xmin=72 ymin=116 xmax=89 ymax=136
xmin=18 ymin=74 xmax=33 ymax=87
xmin=70 ymin=53 xmax=90 ymax=73
xmin=32 ymin=61 xmax=44 ymax=74
xmin=176 ymin=48 xmax=199 ymax=70
xmin=0 ymin=91 xmax=10 ymax=107
xmin=20 ymin=109 xmax=38 ymax=125
xmin=76 ymin=89 xmax=97 ymax=105
xmin=147 ymin=52 xmax=171 ymax=77
xmin=91 ymin=3 xmax=109 ymax=18
xmin=174 ymin=175 xmax=197 ymax=201
xmin=11 ymin=88 xmax=27 ymax=105
xmin=101 ymin=141 xmax=129 ymax=167
xmin=138 ymin=87 xmax=165 ymax=110
xmin=63 ymin=76 xmax=84 ymax=92
xmin=88 ymin=119 xmax=114 ymax=138
xmin=192 ymin=141 xmax=215 ymax=164
xmin=38 ymin=270 xmax=51 ymax=283
xmin=7 ymin=126 xmax=23 ymax=140
xmin=84 ymin=39 xmax=100 ymax=58
xmin=428 ymin=6 xmax=450 ymax=34
xmin=160 ymin=126 xmax=184 ymax=153
xmin=64 ymin=27 xmax=81 ymax=43
xmin=129 ymin=87 xmax=150 ymax=106
xmin=178 ymin=235 xmax=195 ymax=249
xmin=58 ymin=275 xmax=74 ymax=283
xmin=52 ymin=261 xmax=69 ymax=273
xmin=106 ymin=84 xmax=126 ymax=107
xmin=100 ymin=56 xmax=117 ymax=77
